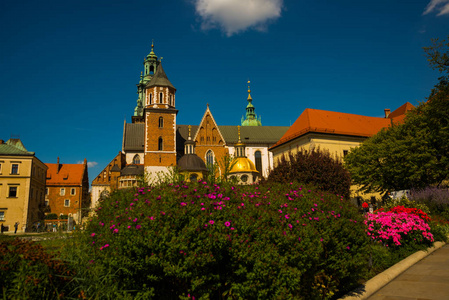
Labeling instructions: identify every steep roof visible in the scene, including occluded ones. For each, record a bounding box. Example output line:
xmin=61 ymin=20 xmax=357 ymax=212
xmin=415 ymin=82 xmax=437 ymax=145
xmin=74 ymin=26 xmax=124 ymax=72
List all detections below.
xmin=123 ymin=123 xmax=145 ymax=151
xmin=46 ymin=162 xmax=87 ymax=186
xmin=176 ymin=125 xmax=288 ymax=146
xmin=270 ymin=109 xmax=392 ymax=150
xmin=145 ymin=63 xmax=175 ymax=89
xmin=0 ymin=139 xmax=34 ymax=156
xmin=219 ymin=126 xmax=288 ymax=144
xmin=388 ymin=102 xmax=415 ymax=123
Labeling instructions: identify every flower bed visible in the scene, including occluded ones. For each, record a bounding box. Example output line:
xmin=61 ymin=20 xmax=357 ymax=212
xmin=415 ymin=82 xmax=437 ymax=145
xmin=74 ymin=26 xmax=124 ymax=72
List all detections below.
xmin=77 ymin=181 xmax=370 ymax=299
xmin=365 ymin=211 xmax=434 ymax=247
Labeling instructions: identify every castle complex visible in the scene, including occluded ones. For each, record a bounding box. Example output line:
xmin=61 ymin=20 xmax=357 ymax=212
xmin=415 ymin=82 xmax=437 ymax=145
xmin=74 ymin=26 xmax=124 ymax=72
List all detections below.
xmin=91 ymin=44 xmax=289 ymax=208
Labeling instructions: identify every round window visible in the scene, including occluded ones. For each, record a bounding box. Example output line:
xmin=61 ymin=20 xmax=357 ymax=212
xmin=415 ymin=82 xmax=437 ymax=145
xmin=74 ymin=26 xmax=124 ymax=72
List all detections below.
xmin=240 ymin=175 xmax=248 ymax=183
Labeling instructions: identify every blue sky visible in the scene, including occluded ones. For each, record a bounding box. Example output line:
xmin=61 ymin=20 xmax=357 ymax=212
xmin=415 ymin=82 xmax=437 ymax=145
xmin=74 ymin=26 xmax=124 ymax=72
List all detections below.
xmin=1 ymin=0 xmax=448 ymax=182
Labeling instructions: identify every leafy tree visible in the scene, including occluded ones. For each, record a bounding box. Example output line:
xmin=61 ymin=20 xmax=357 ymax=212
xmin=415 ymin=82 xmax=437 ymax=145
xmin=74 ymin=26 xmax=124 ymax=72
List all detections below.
xmin=267 ymin=148 xmax=351 ymax=199
xmin=345 ymin=37 xmax=449 ymax=193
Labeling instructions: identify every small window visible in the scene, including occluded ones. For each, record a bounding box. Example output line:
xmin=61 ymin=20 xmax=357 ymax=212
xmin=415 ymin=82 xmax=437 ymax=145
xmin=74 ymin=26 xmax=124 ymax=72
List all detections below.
xmin=149 ymin=93 xmax=152 ymax=105
xmin=150 ymin=65 xmax=154 ymax=74
xmin=169 ymin=95 xmax=172 ymax=106
xmin=60 ymin=188 xmax=65 ymax=196
xmin=158 ymin=137 xmax=163 ymax=151
xmin=255 ymin=151 xmax=262 ymax=175
xmin=11 ymin=164 xmax=18 ymax=175
xmin=45 ymin=188 xmax=49 ymax=195
xmin=64 ymin=199 xmax=70 ymax=207
xmin=190 ymin=174 xmax=198 ymax=182
xmin=0 ymin=211 xmax=4 ymax=221
xmin=343 ymin=150 xmax=349 ymax=157
xmin=159 ymin=92 xmax=163 ymax=104
xmin=9 ymin=186 xmax=17 ymax=197
xmin=240 ymin=175 xmax=248 ymax=183
xmin=0 ymin=163 xmax=2 ymax=173
xmin=159 ymin=117 xmax=163 ymax=128
xmin=133 ymin=154 xmax=140 ymax=164
xmin=71 ymin=188 xmax=76 ymax=195
xmin=45 ymin=200 xmax=49 ymax=206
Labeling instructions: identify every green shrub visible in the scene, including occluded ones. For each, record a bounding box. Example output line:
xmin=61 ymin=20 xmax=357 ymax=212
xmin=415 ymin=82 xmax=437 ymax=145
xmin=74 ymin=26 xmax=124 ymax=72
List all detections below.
xmin=381 ymin=196 xmax=431 ymax=214
xmin=72 ymin=181 xmax=370 ymax=299
xmin=45 ymin=213 xmax=58 ymax=220
xmin=267 ymin=148 xmax=351 ymax=199
xmin=0 ymin=237 xmax=73 ymax=299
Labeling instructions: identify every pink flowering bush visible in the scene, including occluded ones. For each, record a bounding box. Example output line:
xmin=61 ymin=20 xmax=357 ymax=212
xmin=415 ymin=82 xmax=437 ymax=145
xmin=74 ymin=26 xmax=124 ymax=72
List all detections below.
xmin=365 ymin=211 xmax=434 ymax=248
xmin=74 ymin=181 xmax=370 ymax=299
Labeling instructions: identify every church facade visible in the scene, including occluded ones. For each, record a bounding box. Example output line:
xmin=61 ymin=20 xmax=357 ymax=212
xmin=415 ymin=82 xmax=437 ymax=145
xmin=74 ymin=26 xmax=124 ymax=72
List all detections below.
xmin=91 ymin=45 xmax=288 ymax=209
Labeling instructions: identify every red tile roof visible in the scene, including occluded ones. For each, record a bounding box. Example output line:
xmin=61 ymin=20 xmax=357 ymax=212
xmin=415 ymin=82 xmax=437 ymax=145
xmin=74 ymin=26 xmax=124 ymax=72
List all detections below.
xmin=270 ymin=109 xmax=392 ymax=150
xmin=270 ymin=102 xmax=415 ymax=150
xmin=46 ymin=162 xmax=86 ymax=186
xmin=388 ymin=102 xmax=415 ymax=119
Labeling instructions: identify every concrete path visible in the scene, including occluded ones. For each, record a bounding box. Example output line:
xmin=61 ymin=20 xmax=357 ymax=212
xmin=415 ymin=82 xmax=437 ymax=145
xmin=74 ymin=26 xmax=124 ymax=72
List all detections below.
xmin=367 ymin=244 xmax=449 ymax=300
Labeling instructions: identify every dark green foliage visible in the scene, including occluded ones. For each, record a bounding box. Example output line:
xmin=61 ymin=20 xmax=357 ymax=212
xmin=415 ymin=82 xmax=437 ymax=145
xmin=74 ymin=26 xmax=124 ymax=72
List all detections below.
xmin=73 ymin=181 xmax=369 ymax=299
xmin=0 ymin=236 xmax=72 ymax=299
xmin=267 ymin=148 xmax=351 ymax=199
xmin=345 ymin=38 xmax=449 ymax=193
xmin=45 ymin=213 xmax=58 ymax=220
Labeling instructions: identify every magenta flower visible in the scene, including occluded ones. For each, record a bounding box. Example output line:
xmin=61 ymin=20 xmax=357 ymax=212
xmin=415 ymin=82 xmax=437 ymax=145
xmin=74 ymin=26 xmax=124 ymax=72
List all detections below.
xmin=136 ymin=225 xmax=141 ymax=229
xmin=209 ymin=220 xmax=214 ymax=225
xmin=224 ymin=221 xmax=231 ymax=227
xmin=91 ymin=233 xmax=96 ymax=237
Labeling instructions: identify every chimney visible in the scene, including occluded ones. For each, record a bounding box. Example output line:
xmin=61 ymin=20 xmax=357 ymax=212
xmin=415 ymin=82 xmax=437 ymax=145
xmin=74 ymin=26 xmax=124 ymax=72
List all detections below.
xmin=57 ymin=157 xmax=61 ymax=174
xmin=384 ymin=109 xmax=391 ymax=118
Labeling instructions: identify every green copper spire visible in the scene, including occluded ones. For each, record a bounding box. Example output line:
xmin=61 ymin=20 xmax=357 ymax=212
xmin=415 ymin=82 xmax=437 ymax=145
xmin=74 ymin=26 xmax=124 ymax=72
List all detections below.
xmin=134 ymin=41 xmax=160 ymax=117
xmin=241 ymin=80 xmax=262 ymax=126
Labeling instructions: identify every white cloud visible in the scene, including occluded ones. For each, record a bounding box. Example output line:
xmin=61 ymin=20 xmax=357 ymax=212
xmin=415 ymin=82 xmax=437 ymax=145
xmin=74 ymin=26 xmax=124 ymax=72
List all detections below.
xmin=193 ymin=0 xmax=283 ymax=36
xmin=87 ymin=161 xmax=98 ymax=168
xmin=77 ymin=161 xmax=98 ymax=168
xmin=423 ymin=0 xmax=449 ymax=16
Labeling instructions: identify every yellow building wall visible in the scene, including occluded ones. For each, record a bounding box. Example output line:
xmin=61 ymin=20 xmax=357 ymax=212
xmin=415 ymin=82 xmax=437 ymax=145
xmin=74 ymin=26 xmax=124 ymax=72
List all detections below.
xmin=0 ymin=156 xmax=47 ymax=232
xmin=271 ymin=133 xmax=382 ymax=203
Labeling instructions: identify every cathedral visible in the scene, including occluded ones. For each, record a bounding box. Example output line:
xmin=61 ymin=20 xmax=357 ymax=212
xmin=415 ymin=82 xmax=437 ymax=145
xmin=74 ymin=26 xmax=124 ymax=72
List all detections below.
xmin=91 ymin=44 xmax=289 ymax=208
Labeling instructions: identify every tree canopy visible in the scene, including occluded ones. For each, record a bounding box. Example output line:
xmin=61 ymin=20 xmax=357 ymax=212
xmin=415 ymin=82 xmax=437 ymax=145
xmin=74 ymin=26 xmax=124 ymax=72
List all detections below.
xmin=344 ymin=37 xmax=449 ymax=194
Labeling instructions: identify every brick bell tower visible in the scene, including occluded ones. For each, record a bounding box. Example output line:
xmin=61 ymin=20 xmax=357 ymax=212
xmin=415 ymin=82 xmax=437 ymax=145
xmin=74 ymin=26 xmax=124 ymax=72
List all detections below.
xmin=143 ymin=55 xmax=178 ymax=177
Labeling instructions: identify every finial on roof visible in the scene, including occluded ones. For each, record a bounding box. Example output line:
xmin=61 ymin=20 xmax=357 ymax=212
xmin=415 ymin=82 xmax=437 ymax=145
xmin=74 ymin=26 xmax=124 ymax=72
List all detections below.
xmin=247 ymin=80 xmax=252 ymax=101
xmin=207 ymin=103 xmax=209 ymax=108
xmin=160 ymin=57 xmax=163 ymax=62
xmin=188 ymin=125 xmax=192 ymax=140
xmin=238 ymin=125 xmax=241 ymax=143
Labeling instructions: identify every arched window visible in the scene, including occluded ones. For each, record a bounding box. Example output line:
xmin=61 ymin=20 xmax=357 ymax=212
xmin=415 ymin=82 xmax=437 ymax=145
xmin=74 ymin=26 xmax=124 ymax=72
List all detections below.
xmin=149 ymin=93 xmax=152 ymax=105
xmin=255 ymin=151 xmax=262 ymax=175
xmin=159 ymin=117 xmax=163 ymax=128
xmin=150 ymin=65 xmax=154 ymax=75
xmin=133 ymin=154 xmax=140 ymax=164
xmin=159 ymin=92 xmax=163 ymax=104
xmin=158 ymin=137 xmax=163 ymax=151
xmin=206 ymin=150 xmax=214 ymax=166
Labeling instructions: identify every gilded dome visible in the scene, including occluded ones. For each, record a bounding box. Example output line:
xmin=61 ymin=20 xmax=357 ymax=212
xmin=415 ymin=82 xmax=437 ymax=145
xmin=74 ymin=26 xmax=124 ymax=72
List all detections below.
xmin=229 ymin=157 xmax=259 ymax=174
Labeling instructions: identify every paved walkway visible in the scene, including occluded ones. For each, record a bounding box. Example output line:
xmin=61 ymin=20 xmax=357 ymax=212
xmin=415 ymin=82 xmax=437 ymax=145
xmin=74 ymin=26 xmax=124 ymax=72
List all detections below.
xmin=367 ymin=244 xmax=449 ymax=300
